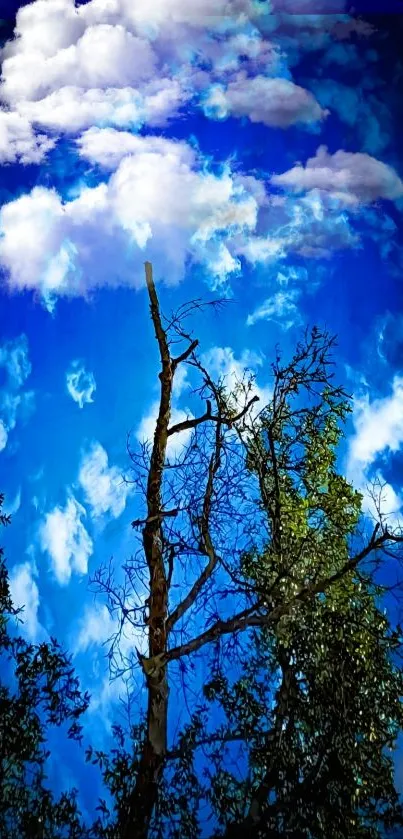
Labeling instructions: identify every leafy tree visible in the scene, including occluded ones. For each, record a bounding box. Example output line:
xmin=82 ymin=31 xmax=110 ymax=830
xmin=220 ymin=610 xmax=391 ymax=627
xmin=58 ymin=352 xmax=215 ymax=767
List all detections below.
xmin=0 ymin=493 xmax=92 ymax=838
xmin=201 ymin=334 xmax=403 ymax=837
xmin=90 ymin=266 xmax=403 ymax=839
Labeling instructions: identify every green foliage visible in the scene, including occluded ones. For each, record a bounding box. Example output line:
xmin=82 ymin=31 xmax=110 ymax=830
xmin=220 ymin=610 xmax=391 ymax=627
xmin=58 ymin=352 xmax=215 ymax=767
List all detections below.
xmin=202 ymin=330 xmax=403 ymax=837
xmin=0 ymin=493 xmax=91 ymax=838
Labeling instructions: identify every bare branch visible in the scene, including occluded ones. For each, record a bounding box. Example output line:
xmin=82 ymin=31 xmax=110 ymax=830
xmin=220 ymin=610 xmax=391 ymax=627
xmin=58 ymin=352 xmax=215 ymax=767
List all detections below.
xmin=166 ymin=421 xmax=224 ymax=633
xmin=172 ymin=338 xmax=199 ymax=369
xmin=131 ymin=509 xmax=179 ymax=529
xmin=167 ymin=394 xmax=259 ymax=437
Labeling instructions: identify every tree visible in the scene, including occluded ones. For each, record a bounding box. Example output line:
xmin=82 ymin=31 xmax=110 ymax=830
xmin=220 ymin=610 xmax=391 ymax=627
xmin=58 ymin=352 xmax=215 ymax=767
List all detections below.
xmin=200 ymin=336 xmax=403 ymax=837
xmin=90 ymin=264 xmax=403 ymax=838
xmin=0 ymin=493 xmax=92 ymax=838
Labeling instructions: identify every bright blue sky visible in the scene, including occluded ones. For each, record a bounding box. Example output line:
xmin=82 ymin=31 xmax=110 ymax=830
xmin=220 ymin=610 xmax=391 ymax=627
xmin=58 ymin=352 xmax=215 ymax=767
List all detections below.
xmin=1 ymin=0 xmax=403 ymax=826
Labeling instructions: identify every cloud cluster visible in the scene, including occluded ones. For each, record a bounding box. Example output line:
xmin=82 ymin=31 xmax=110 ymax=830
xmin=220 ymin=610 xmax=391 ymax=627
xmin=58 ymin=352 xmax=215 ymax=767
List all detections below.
xmin=0 ymin=136 xmax=259 ymax=296
xmin=38 ymin=440 xmax=132 ymax=584
xmin=39 ymin=496 xmax=93 ymax=585
xmin=66 ymin=360 xmax=96 ymax=408
xmin=0 ymin=0 xmax=332 ymax=164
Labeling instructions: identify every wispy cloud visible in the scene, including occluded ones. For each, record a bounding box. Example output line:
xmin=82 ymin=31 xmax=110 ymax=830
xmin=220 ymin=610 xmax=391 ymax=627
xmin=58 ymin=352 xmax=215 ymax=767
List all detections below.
xmin=9 ymin=561 xmax=42 ymax=641
xmin=78 ymin=442 xmax=131 ymax=519
xmin=247 ymin=289 xmax=301 ymax=329
xmin=0 ymin=334 xmax=34 ymax=452
xmin=66 ymin=360 xmax=96 ymax=408
xmin=0 ymin=333 xmax=31 ymax=388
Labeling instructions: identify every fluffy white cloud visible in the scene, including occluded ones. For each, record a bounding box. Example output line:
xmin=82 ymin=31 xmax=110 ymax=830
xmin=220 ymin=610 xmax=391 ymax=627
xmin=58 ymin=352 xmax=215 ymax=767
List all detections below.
xmin=0 ymin=0 xmax=249 ymax=142
xmin=1 ymin=23 xmax=155 ymax=105
xmin=78 ymin=442 xmax=131 ymax=518
xmin=348 ymin=377 xmax=403 ymax=475
xmin=77 ymin=126 xmax=195 ymax=170
xmin=0 ymin=140 xmax=259 ymax=297
xmin=9 ymin=562 xmax=41 ymax=640
xmin=18 ymin=78 xmax=185 ymax=134
xmin=347 ymin=377 xmax=403 ymax=522
xmin=39 ymin=496 xmax=93 ymax=585
xmin=203 ymin=75 xmax=327 ymax=127
xmin=271 ymin=145 xmax=403 ymax=205
xmin=0 ymin=109 xmax=56 ymax=164
xmin=66 ymin=361 xmax=96 ymax=408
xmin=247 ymin=289 xmax=301 ymax=329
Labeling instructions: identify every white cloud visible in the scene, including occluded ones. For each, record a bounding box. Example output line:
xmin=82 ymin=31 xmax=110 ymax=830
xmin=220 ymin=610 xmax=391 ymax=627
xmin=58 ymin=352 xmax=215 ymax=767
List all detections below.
xmin=347 ymin=377 xmax=403 ymax=522
xmin=0 ymin=108 xmax=56 ymax=164
xmin=203 ymin=75 xmax=327 ymax=128
xmin=271 ymin=145 xmax=403 ymax=205
xmin=74 ymin=602 xmax=116 ymax=654
xmin=78 ymin=442 xmax=131 ymax=518
xmin=0 ymin=0 xmax=325 ymax=159
xmin=247 ymin=289 xmax=301 ymax=329
xmin=0 ymin=390 xmax=35 ymax=436
xmin=201 ymin=346 xmax=270 ymax=415
xmin=1 ymin=23 xmax=156 ymax=105
xmin=0 ymin=141 xmax=259 ymax=297
xmin=235 ymin=235 xmax=286 ymax=265
xmin=3 ymin=488 xmax=21 ymax=517
xmin=9 ymin=562 xmax=41 ymax=640
xmin=19 ymin=78 xmax=185 ymax=134
xmin=77 ymin=126 xmax=196 ymax=170
xmin=0 ymin=335 xmax=34 ymax=452
xmin=0 ymin=421 xmax=8 ymax=452
xmin=235 ymin=188 xmax=360 ymax=266
xmin=39 ymin=496 xmax=93 ymax=585
xmin=73 ymin=599 xmax=147 ymax=722
xmin=74 ymin=600 xmax=147 ymax=657
xmin=348 ymin=377 xmax=403 ymax=475
xmin=66 ymin=361 xmax=96 ymax=408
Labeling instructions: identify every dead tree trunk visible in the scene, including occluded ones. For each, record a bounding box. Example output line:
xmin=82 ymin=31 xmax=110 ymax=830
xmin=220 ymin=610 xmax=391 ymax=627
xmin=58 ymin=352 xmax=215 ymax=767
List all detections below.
xmin=121 ymin=262 xmax=172 ymax=839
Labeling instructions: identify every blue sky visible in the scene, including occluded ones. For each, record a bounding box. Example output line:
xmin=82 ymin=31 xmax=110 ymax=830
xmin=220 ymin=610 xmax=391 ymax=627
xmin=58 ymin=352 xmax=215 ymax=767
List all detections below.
xmin=1 ymin=0 xmax=403 ymax=826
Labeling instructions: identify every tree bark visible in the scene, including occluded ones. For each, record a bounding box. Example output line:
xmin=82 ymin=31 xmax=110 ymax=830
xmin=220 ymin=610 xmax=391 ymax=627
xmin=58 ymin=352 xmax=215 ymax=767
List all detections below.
xmin=121 ymin=262 xmax=171 ymax=839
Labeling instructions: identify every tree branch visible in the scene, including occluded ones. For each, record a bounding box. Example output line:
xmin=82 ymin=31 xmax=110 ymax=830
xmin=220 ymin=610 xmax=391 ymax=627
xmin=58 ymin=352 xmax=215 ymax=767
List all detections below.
xmin=167 ymin=394 xmax=259 ymax=437
xmin=172 ymin=339 xmax=199 ymax=369
xmin=166 ymin=421 xmax=224 ymax=633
